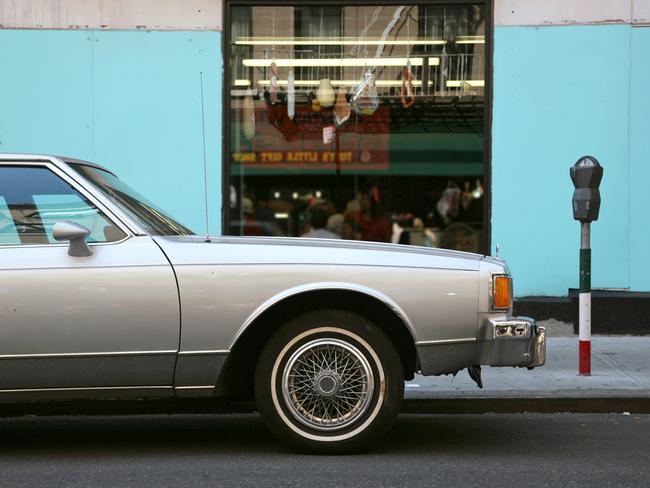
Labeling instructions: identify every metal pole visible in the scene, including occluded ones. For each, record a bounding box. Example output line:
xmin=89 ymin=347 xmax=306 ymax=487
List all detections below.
xmin=579 ymin=222 xmax=591 ymax=375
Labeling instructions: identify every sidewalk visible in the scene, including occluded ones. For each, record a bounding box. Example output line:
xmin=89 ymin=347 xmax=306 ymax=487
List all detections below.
xmin=402 ymin=336 xmax=650 ymax=413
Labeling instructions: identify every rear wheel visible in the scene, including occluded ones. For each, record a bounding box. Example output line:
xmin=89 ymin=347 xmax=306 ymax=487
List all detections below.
xmin=254 ymin=310 xmax=404 ymax=453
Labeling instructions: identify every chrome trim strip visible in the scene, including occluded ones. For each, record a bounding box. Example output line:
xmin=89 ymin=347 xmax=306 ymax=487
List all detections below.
xmin=180 ymin=261 xmax=477 ymax=273
xmin=0 ymin=263 xmax=168 ymax=272
xmin=174 ymin=386 xmax=215 ymax=390
xmin=0 ymin=236 xmax=131 ymax=251
xmin=178 ymin=350 xmax=229 ymax=356
xmin=0 ymin=386 xmax=172 ymax=393
xmin=0 ymin=350 xmax=177 ymax=359
xmin=415 ymin=337 xmax=476 ymax=345
xmin=0 ymin=154 xmax=55 ymax=162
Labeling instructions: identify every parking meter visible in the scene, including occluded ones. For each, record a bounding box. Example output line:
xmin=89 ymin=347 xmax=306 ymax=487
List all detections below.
xmin=570 ymin=155 xmax=603 ymax=376
xmin=570 ymin=156 xmax=603 ymax=222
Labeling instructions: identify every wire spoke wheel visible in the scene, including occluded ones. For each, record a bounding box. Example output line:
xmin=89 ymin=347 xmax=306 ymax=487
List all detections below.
xmin=281 ymin=338 xmax=375 ymax=432
xmin=257 ymin=313 xmax=404 ymax=452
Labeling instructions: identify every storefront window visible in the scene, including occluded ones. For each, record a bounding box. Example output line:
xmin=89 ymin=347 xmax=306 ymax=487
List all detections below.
xmin=227 ymin=3 xmax=487 ymax=252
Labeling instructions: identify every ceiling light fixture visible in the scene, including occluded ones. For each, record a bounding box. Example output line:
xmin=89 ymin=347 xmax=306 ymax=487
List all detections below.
xmin=446 ymin=80 xmax=485 ymax=87
xmin=234 ymin=37 xmax=446 ymax=46
xmin=455 ymin=36 xmax=485 ymax=44
xmin=242 ymin=57 xmax=440 ymax=68
xmin=253 ymin=79 xmax=434 ymax=87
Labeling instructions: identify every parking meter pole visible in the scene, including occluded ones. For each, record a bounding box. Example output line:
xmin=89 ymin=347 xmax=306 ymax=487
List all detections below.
xmin=570 ymin=155 xmax=602 ymax=377
xmin=579 ymin=222 xmax=591 ymax=376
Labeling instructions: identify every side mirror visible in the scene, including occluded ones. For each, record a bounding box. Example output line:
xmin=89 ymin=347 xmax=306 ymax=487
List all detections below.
xmin=53 ymin=221 xmax=93 ymax=257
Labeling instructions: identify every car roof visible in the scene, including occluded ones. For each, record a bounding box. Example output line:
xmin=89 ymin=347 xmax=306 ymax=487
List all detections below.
xmin=58 ymin=156 xmax=117 ymax=176
xmin=0 ymin=153 xmax=116 ymax=176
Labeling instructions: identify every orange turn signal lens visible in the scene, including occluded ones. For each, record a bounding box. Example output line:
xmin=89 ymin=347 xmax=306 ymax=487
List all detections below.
xmin=493 ymin=275 xmax=512 ymax=310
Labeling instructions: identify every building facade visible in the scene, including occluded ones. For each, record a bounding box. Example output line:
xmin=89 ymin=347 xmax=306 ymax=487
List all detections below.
xmin=1 ymin=0 xmax=648 ymax=325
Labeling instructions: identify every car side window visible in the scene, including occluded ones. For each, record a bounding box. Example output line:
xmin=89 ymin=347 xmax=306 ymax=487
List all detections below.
xmin=0 ymin=165 xmax=126 ymax=246
xmin=0 ymin=196 xmax=21 ymax=245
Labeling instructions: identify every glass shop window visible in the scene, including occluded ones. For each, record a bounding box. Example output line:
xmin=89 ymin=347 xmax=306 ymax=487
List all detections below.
xmin=228 ymin=3 xmax=486 ymax=253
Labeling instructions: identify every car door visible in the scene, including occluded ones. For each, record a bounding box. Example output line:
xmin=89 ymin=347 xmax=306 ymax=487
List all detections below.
xmin=0 ymin=162 xmax=180 ymax=393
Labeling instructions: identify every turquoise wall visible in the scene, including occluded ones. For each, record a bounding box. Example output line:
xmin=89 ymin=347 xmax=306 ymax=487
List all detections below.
xmin=493 ymin=24 xmax=650 ymax=296
xmin=0 ymin=30 xmax=222 ymax=235
xmin=629 ymin=27 xmax=650 ymax=292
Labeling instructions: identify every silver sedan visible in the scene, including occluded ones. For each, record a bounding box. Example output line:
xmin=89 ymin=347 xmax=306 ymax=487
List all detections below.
xmin=0 ymin=154 xmax=545 ymax=452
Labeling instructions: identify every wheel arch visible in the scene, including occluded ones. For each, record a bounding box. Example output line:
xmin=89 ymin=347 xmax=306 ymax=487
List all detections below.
xmin=214 ymin=284 xmax=419 ymax=398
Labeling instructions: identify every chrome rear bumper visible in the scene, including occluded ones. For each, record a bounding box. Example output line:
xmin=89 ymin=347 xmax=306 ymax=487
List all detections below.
xmin=488 ymin=317 xmax=546 ymax=368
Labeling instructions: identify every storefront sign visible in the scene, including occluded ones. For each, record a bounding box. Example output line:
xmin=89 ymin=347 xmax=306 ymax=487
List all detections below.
xmin=233 ymin=149 xmax=385 ymax=169
xmin=232 ymin=103 xmax=389 ymax=170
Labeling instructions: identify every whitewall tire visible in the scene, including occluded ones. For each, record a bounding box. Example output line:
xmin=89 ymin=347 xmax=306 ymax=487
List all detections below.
xmin=254 ymin=310 xmax=404 ymax=453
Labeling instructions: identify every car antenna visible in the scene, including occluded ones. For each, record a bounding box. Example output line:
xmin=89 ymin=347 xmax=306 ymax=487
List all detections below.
xmin=199 ymin=71 xmax=211 ymax=243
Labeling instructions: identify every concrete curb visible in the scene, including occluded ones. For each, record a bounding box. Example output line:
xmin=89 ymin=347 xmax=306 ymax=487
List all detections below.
xmin=401 ymin=397 xmax=650 ymax=414
xmin=2 ymin=397 xmax=650 ymax=418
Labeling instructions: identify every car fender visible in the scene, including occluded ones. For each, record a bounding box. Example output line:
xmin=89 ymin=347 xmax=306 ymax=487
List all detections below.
xmin=230 ymin=281 xmax=417 ymax=350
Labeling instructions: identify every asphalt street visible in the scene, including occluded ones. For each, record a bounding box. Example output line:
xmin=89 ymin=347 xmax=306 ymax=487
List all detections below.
xmin=0 ymin=413 xmax=648 ymax=487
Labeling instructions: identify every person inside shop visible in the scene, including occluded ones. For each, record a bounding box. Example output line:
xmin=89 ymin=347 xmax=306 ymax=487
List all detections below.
xmin=242 ymin=197 xmax=262 ymax=236
xmin=254 ymin=199 xmax=277 ymax=231
xmin=345 ymin=188 xmax=391 ymax=243
xmin=340 ymin=219 xmax=361 ymax=240
xmin=301 ymin=206 xmax=341 ymax=239
xmin=242 ymin=197 xmax=276 ymax=236
xmin=324 ymin=197 xmax=346 ymax=237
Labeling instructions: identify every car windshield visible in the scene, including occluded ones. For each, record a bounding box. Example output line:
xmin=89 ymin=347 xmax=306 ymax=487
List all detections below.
xmin=70 ymin=163 xmax=194 ymax=236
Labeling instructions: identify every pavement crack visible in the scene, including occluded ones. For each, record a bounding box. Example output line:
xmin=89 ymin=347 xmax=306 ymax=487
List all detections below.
xmin=593 ymin=352 xmax=645 ymax=389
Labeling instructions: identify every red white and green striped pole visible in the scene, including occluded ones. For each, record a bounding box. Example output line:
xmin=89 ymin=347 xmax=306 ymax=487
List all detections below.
xmin=579 ymin=222 xmax=591 ymax=375
xmin=570 ymin=155 xmax=603 ymax=377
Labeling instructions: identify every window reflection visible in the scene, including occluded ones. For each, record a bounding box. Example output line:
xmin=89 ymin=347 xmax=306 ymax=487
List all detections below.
xmin=0 ymin=166 xmax=125 ymax=245
xmin=229 ymin=4 xmax=486 ymax=253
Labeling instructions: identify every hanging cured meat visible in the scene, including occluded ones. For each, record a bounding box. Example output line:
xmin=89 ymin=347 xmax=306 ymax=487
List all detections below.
xmin=333 ymin=87 xmax=350 ymax=127
xmin=311 ymin=95 xmax=321 ymax=112
xmin=351 ymin=69 xmax=379 ymax=116
xmin=317 ymin=79 xmax=335 ymax=108
xmin=269 ymin=61 xmax=279 ymax=104
xmin=287 ymin=70 xmax=295 ymax=119
xmin=242 ymin=88 xmax=255 ymax=140
xmin=440 ymin=46 xmax=449 ymax=96
xmin=401 ymin=61 xmax=415 ymax=108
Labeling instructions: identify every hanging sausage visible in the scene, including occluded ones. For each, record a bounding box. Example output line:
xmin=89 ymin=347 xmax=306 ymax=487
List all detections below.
xmin=269 ymin=61 xmax=279 ymax=104
xmin=287 ymin=69 xmax=295 ymax=119
xmin=242 ymin=88 xmax=255 ymax=140
xmin=401 ymin=61 xmax=415 ymax=109
xmin=333 ymin=87 xmax=350 ymax=127
xmin=311 ymin=96 xmax=322 ymax=112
